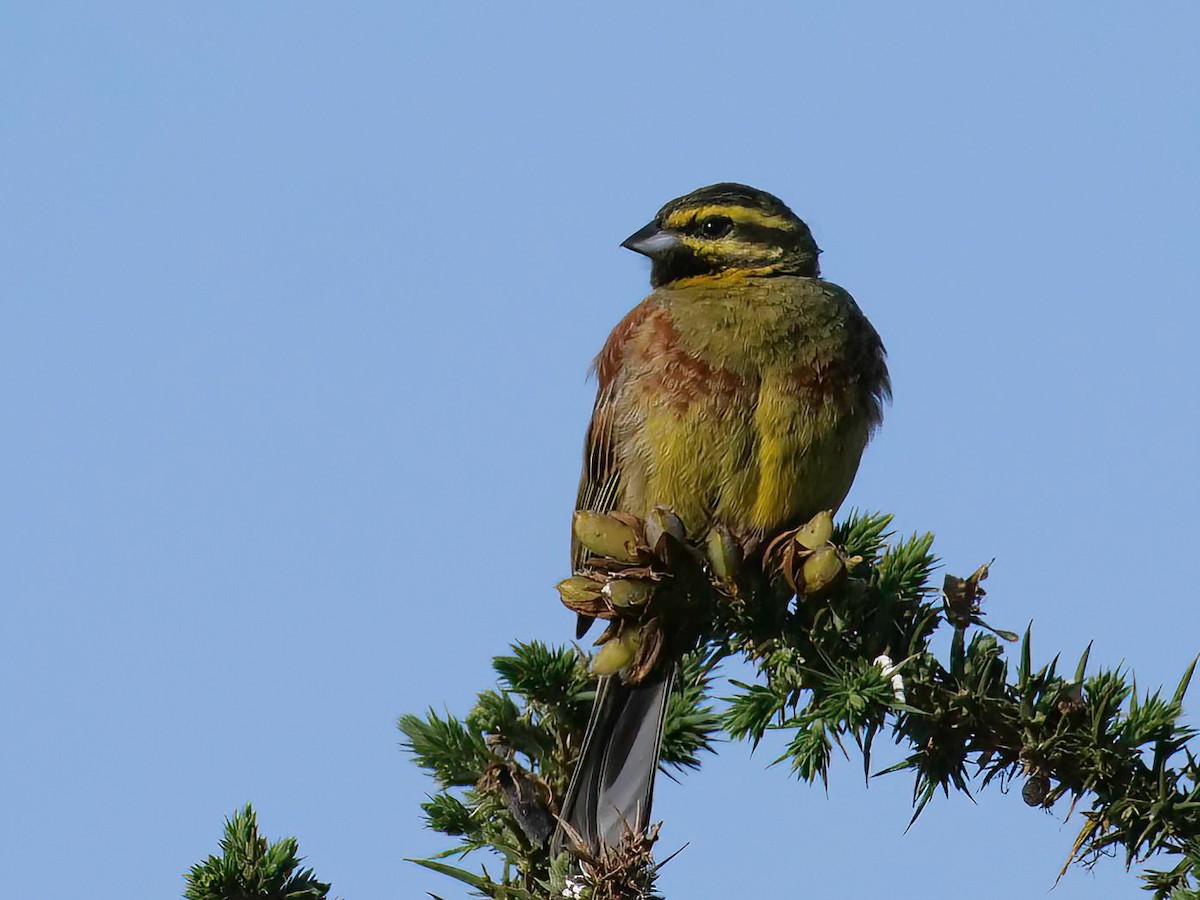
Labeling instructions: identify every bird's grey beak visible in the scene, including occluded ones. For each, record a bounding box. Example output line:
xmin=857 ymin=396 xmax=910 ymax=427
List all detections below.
xmin=621 ymin=221 xmax=680 ymax=257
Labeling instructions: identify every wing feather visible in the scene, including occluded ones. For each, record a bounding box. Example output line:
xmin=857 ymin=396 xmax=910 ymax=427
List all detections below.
xmin=570 ymin=299 xmax=655 ymax=635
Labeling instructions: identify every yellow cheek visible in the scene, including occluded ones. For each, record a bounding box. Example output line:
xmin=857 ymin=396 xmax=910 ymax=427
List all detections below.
xmin=679 ymin=235 xmax=776 ymax=260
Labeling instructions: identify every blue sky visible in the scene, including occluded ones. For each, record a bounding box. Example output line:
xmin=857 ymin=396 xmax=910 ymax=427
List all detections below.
xmin=3 ymin=3 xmax=1198 ymax=897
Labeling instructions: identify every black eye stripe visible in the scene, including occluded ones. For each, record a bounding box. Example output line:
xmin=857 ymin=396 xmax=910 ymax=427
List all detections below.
xmin=737 ymin=221 xmax=799 ymax=242
xmin=685 ymin=218 xmax=798 ymax=246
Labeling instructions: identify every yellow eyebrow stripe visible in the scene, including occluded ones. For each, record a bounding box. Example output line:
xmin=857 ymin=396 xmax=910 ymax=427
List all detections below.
xmin=664 ymin=204 xmax=795 ymax=231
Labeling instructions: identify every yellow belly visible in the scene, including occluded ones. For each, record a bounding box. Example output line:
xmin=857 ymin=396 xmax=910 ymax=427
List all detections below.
xmin=625 ymin=370 xmax=868 ymax=539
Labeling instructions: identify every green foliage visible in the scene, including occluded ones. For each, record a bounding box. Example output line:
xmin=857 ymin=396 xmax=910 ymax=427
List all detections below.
xmin=721 ymin=515 xmax=1200 ymax=898
xmin=723 ymin=682 xmax=784 ymax=749
xmin=184 ymin=804 xmax=330 ymax=900
xmin=660 ymin=652 xmax=721 ymax=770
xmin=398 ymin=709 xmax=491 ymax=786
xmin=833 ymin=509 xmax=894 ymax=562
xmin=403 ymin=514 xmax=1200 ymax=898
xmin=399 ymin=640 xmax=719 ymax=897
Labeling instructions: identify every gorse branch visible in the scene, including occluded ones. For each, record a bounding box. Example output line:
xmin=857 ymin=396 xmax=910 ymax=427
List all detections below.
xmin=400 ymin=640 xmax=715 ymax=897
xmin=184 ymin=804 xmax=331 ymax=900
xmin=401 ymin=512 xmax=1200 ymax=899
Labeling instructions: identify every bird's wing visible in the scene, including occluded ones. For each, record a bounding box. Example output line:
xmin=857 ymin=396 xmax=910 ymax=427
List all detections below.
xmin=573 ymin=380 xmax=623 ymax=563
xmin=570 ymin=299 xmax=655 ymax=638
xmin=571 ymin=298 xmax=654 ymax=569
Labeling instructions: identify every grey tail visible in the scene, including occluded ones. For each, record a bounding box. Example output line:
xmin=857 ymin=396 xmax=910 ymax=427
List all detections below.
xmin=552 ymin=669 xmax=674 ymax=858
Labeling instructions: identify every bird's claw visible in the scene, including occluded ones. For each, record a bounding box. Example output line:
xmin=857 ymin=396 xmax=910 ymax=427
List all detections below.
xmin=559 ymin=508 xmax=722 ymax=683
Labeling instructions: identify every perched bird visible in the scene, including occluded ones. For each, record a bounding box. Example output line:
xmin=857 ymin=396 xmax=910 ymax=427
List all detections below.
xmin=555 ymin=183 xmax=890 ymax=856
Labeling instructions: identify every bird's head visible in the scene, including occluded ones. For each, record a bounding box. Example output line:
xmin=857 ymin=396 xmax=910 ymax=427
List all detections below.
xmin=622 ymin=183 xmax=821 ymax=288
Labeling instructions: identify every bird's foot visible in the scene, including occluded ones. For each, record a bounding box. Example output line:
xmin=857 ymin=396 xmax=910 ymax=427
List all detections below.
xmin=557 ymin=507 xmax=726 ymax=683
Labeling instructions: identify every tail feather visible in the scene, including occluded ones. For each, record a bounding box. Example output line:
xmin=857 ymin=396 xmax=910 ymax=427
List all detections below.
xmin=553 ymin=670 xmax=674 ymax=857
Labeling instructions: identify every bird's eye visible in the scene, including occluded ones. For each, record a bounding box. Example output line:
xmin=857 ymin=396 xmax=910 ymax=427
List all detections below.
xmin=699 ymin=216 xmax=733 ymax=239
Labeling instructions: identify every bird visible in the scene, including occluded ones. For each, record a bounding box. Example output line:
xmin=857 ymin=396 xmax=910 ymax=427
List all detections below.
xmin=553 ymin=183 xmax=890 ymax=858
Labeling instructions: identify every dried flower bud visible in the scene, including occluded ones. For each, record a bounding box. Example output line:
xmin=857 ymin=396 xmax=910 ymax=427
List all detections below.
xmin=628 ymin=618 xmax=665 ymax=684
xmin=644 ymin=506 xmax=685 ymax=555
xmin=573 ymin=511 xmax=642 ymax=564
xmin=943 ymin=562 xmax=991 ymax=625
xmin=1022 ymin=773 xmax=1051 ymax=807
xmin=705 ymin=524 xmax=741 ymax=580
xmin=592 ymin=628 xmax=640 ymax=675
xmin=557 ymin=575 xmax=603 ymax=603
xmin=801 ymin=545 xmax=844 ymax=594
xmin=793 ymin=510 xmax=835 ymax=551
xmin=603 ymin=578 xmax=655 ymax=608
xmin=478 ymin=761 xmax=555 ymax=846
xmin=556 ymin=575 xmax=608 ymax=616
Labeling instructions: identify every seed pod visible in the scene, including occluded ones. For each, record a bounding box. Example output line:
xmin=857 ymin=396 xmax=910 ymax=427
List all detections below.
xmin=573 ymin=511 xmax=642 ymax=564
xmin=628 ymin=619 xmax=665 ymax=685
xmin=705 ymin=524 xmax=741 ymax=580
xmin=644 ymin=506 xmax=685 ymax=555
xmin=942 ymin=562 xmax=991 ymax=624
xmin=603 ymin=578 xmax=655 ymax=608
xmin=793 ymin=510 xmax=835 ymax=551
xmin=801 ymin=545 xmax=844 ymax=594
xmin=556 ymin=576 xmax=608 ymax=616
xmin=592 ymin=629 xmax=640 ymax=675
xmin=767 ymin=532 xmax=801 ymax=591
xmin=557 ymin=575 xmax=603 ymax=603
xmin=1022 ymin=774 xmax=1050 ymax=807
xmin=478 ymin=761 xmax=555 ymax=846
